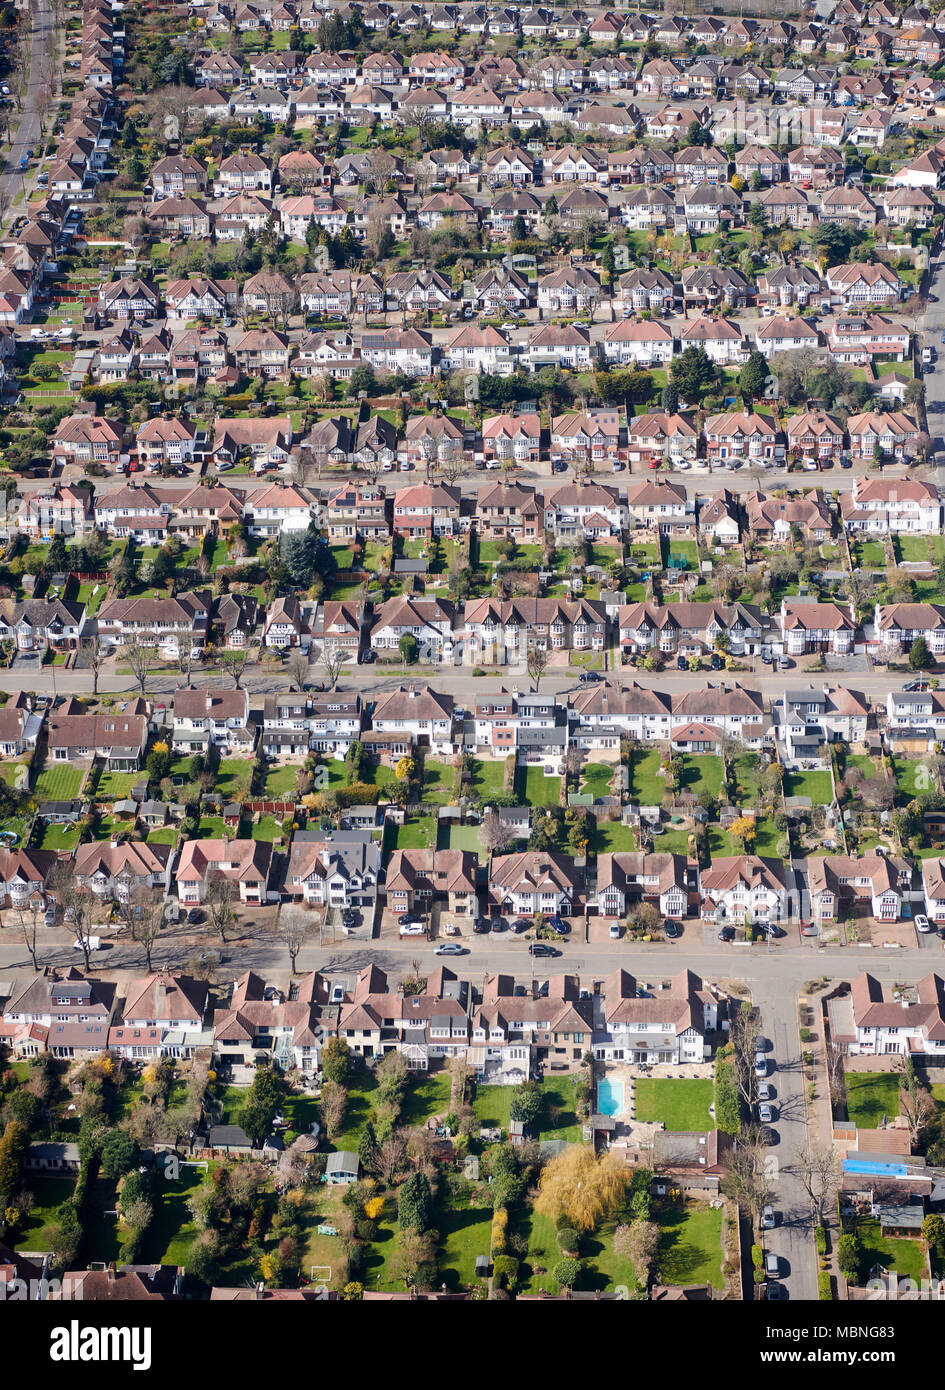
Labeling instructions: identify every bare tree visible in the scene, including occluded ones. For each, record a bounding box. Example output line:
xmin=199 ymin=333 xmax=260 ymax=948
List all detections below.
xmin=826 ymin=1042 xmax=847 ymax=1114
xmin=80 ymin=634 xmax=106 ymax=697
xmin=16 ymin=900 xmax=44 ymax=972
xmin=287 ymin=647 xmax=310 ymax=693
xmin=275 ymin=905 xmax=311 ymax=974
xmin=49 ymin=866 xmax=96 ymax=971
xmin=204 ymin=872 xmax=238 ymax=945
xmin=796 ymin=1144 xmax=838 ymax=1228
xmin=175 ymin=634 xmax=197 ymax=689
xmin=117 ymin=890 xmax=164 ymax=974
xmin=318 ymin=645 xmax=349 ymax=691
xmin=122 ymin=638 xmax=156 ymax=697
xmin=720 ymin=1126 xmax=768 ymax=1217
xmin=526 ymin=646 xmax=548 ymax=691
xmin=480 ymin=810 xmax=515 ymax=856
xmin=320 ymin=1080 xmax=347 ymax=1139
xmin=898 ymin=1066 xmax=937 ymax=1148
xmin=375 ymin=1130 xmax=409 ymax=1185
xmin=730 ymin=1004 xmax=763 ymax=1110
xmin=220 ymin=647 xmax=251 ymax=690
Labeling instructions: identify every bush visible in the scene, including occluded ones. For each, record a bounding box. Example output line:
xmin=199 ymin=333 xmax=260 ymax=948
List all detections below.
xmin=819 ymin=1271 xmax=833 ymax=1300
xmin=356 ymin=1218 xmax=378 ymax=1242
xmin=557 ymin=1227 xmax=579 ymax=1254
xmin=815 ymin=1225 xmax=827 ymax=1256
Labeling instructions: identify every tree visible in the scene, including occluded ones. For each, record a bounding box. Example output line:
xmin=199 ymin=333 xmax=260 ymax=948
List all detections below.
xmin=287 ymin=648 xmax=310 ymax=693
xmin=358 ymin=1120 xmax=380 ymax=1178
xmin=240 ymin=1065 xmax=285 ymax=1147
xmin=612 ymin=1221 xmax=660 ymax=1285
xmin=670 ymin=345 xmax=718 ymax=404
xmin=220 ymin=647 xmax=251 ymax=690
xmin=910 ymin=637 xmax=931 ymax=670
xmin=552 ymin=1257 xmax=581 ymax=1289
xmin=508 ymin=1081 xmax=543 ymax=1128
xmin=317 ymin=644 xmax=349 ymax=690
xmin=922 ymin=1213 xmax=945 ymax=1259
xmin=899 ymin=1059 xmax=936 ymax=1147
xmin=398 ymin=1171 xmax=434 ymax=1232
xmin=738 ymin=350 xmax=768 ymax=402
xmin=797 ymin=1145 xmax=838 ymax=1228
xmin=838 ymin=1231 xmax=863 ymax=1284
xmin=48 ymin=867 xmax=95 ymax=971
xmin=319 ymin=1080 xmax=347 ymax=1139
xmin=481 ymin=811 xmax=515 ymax=854
xmin=122 ymin=637 xmax=156 ymax=697
xmin=275 ymin=905 xmax=311 ymax=973
xmin=535 ymin=1147 xmax=628 ymax=1233
xmin=398 ymin=633 xmax=419 ymax=665
xmin=320 ymin=1037 xmax=353 ymax=1086
xmin=100 ymin=1130 xmax=138 ymax=1180
xmin=661 ymin=380 xmax=679 ymax=414
xmin=729 ymin=815 xmax=757 ymax=851
xmin=81 ymin=635 xmax=106 ymax=697
xmin=391 ymin=1228 xmax=438 ymax=1289
xmin=15 ymin=900 xmax=44 ymax=972
xmin=204 ymin=872 xmax=238 ymax=945
xmin=117 ymin=891 xmax=163 ymax=974
xmin=526 ymin=646 xmax=548 ymax=691
xmin=375 ymin=1131 xmax=409 ymax=1185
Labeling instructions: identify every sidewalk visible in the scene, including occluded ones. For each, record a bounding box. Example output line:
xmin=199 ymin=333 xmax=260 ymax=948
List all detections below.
xmin=807 ymin=983 xmax=847 ymax=1301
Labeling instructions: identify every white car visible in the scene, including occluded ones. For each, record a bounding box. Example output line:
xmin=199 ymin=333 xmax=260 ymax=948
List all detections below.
xmin=762 ymin=1205 xmax=776 ymax=1230
xmin=399 ymin=923 xmax=425 ymax=936
xmin=29 ymin=327 xmax=47 ymax=339
xmin=915 ymin=914 xmax=932 ymax=933
xmin=754 ymin=1056 xmax=767 ymax=1078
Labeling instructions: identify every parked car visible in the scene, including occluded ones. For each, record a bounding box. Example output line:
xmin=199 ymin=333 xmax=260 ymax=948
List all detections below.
xmin=399 ymin=923 xmax=425 ymax=936
xmin=677 ymin=655 xmax=688 ymax=670
xmin=801 ymin=922 xmax=819 ymax=936
xmin=434 ymin=942 xmax=465 ymax=955
xmin=758 ymin=1103 xmax=775 ymax=1124
xmin=755 ymin=1056 xmax=767 ymax=1078
xmin=916 ymin=914 xmax=933 ymax=934
xmin=43 ymin=908 xmax=56 ymax=927
xmin=529 ymin=942 xmax=559 ymax=957
xmin=398 ymin=913 xmax=422 ymax=926
xmin=762 ymin=1205 xmax=776 ymax=1230
xmin=578 ymin=670 xmax=602 ymax=683
xmin=609 ymin=923 xmax=621 ymax=939
xmin=512 ymin=918 xmax=532 ymax=933
xmin=718 ymin=925 xmax=735 ymax=942
xmin=904 ymin=680 xmax=930 ymax=693
xmin=757 ymin=1082 xmax=773 ymax=1102
xmin=473 ymin=917 xmax=490 ymax=934
xmin=664 ymin=921 xmax=681 ymax=939
xmin=186 ymin=908 xmax=204 ymax=925
xmin=764 ymin=1251 xmax=779 ymax=1278
xmin=489 ymin=917 xmax=508 ymax=933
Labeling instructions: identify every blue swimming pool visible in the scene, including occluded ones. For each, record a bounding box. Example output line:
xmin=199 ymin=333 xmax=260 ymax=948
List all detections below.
xmin=597 ymin=1077 xmax=623 ymax=1117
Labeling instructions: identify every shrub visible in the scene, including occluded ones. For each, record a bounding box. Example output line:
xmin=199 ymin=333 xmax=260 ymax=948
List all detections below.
xmin=815 ymin=1225 xmax=827 ymax=1256
xmin=819 ymin=1271 xmax=833 ymax=1300
xmin=557 ymin=1227 xmax=580 ymax=1254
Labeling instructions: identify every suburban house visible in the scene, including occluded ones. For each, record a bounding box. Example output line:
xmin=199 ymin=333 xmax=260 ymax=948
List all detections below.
xmin=176 ymin=840 xmax=273 ymax=905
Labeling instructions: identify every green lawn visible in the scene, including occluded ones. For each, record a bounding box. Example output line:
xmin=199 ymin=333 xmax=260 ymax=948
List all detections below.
xmin=438 ymin=1202 xmax=494 ymax=1292
xmin=516 ymin=766 xmax=561 ymax=807
xmin=581 ymin=762 xmax=616 ymax=800
xmin=707 ymin=826 xmax=738 ymax=859
xmin=33 ymin=764 xmax=84 ymax=799
xmin=845 ymin=754 xmax=879 ymax=781
xmin=144 ymin=1166 xmax=207 ymax=1266
xmin=537 ymin=1075 xmax=584 ymax=1143
xmin=251 ymin=815 xmax=283 ymax=842
xmin=400 ymin=1070 xmax=452 ymax=1128
xmin=681 ymin=756 xmax=724 ymax=798
xmin=752 ymin=816 xmax=783 ymax=857
xmin=35 ymin=821 xmax=80 ymax=851
xmin=734 ymin=754 xmax=764 ymax=805
xmin=326 ymin=1074 xmax=379 ymax=1154
xmin=854 ymin=540 xmax=887 ymax=569
xmin=438 ymin=823 xmax=487 ymax=859
xmin=469 ymin=759 xmax=505 ymax=800
xmin=264 ymin=765 xmax=301 ymax=799
xmin=213 ymin=759 xmax=253 ymax=798
xmin=593 ymin=820 xmax=639 ymax=853
xmin=422 ymin=759 xmax=456 ymax=805
xmin=844 ymin=1072 xmax=901 ymax=1129
xmin=892 ymin=757 xmax=927 ymax=803
xmin=853 ymin=1217 xmax=926 ymax=1282
xmin=392 ymin=815 xmax=437 ymax=851
xmin=655 ymin=1201 xmax=725 ymax=1289
xmin=94 ymin=770 xmax=138 ymax=801
xmin=895 ymin=535 xmax=945 ymax=564
xmin=627 ymin=749 xmax=666 ymax=805
xmin=783 ymin=770 xmax=834 ymax=806
xmin=472 ymin=1084 xmax=515 ymax=1131
xmin=634 ymin=1078 xmax=714 ymax=1132
xmin=147 ymin=826 xmax=179 ymax=846
xmin=197 ymin=816 xmax=226 ymax=838
xmin=16 ymin=1177 xmax=76 ymax=1251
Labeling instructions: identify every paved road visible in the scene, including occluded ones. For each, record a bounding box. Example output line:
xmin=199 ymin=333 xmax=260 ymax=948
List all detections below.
xmin=923 ymin=249 xmax=945 ymax=455
xmin=0 ymin=0 xmax=54 ymax=215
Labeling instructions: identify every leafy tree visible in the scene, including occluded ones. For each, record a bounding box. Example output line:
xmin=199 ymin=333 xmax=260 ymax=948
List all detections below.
xmin=910 ymin=637 xmax=932 ymax=670
xmin=837 ymin=1232 xmax=863 ymax=1284
xmin=321 ymin=1037 xmax=353 ymax=1086
xmin=552 ymin=1257 xmax=581 ymax=1288
xmin=398 ymin=1171 xmax=433 ymax=1233
xmin=357 ymin=1120 xmax=380 ymax=1178
xmin=100 ymin=1130 xmax=138 ymax=1180
xmin=535 ymin=1147 xmax=627 ymax=1233
xmin=508 ymin=1080 xmax=543 ymax=1128
xmin=738 ymin=350 xmax=768 ymax=401
xmin=670 ymin=346 xmax=718 ymax=404
xmin=240 ymin=1066 xmax=285 ymax=1147
xmin=398 ymin=633 xmax=419 ymax=665
xmin=660 ymin=380 xmax=679 ymax=414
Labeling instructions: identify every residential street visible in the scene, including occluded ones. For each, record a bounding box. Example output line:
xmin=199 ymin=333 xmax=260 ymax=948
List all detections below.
xmin=0 ymin=0 xmax=53 ymax=215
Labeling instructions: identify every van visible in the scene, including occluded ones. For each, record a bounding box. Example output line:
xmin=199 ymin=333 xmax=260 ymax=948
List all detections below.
xmin=764 ymin=1251 xmax=779 ymax=1278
